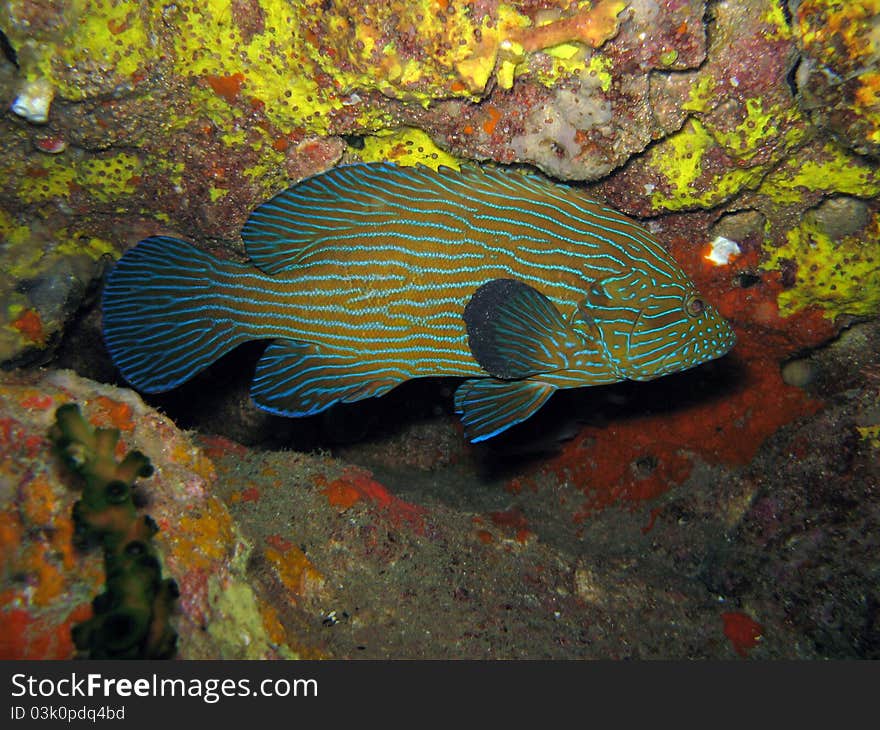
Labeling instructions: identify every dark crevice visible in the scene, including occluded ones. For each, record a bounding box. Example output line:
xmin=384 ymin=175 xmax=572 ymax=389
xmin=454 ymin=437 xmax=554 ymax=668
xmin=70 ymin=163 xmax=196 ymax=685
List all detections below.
xmin=786 ymin=55 xmax=802 ymax=99
xmin=780 ymin=0 xmax=794 ymax=29
xmin=0 ymin=29 xmax=18 ymax=68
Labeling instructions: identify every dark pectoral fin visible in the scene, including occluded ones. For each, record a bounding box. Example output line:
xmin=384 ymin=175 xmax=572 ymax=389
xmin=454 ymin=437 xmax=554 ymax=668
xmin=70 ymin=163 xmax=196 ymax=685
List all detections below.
xmin=464 ymin=278 xmax=578 ymax=379
xmin=454 ymin=378 xmax=556 ymax=443
xmin=251 ymin=339 xmax=405 ymax=416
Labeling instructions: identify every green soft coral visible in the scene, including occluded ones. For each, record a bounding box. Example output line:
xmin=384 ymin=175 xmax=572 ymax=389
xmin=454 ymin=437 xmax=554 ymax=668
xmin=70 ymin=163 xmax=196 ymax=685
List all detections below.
xmin=50 ymin=403 xmax=178 ymax=660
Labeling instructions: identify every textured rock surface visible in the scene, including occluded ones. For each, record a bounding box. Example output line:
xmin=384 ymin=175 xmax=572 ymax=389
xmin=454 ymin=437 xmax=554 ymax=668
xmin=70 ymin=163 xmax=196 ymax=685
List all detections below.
xmin=794 ymin=0 xmax=880 ymax=159
xmin=2 ymin=0 xmax=878 ymax=364
xmin=2 ymin=320 xmax=879 ymax=659
xmin=0 ymin=369 xmax=294 ymax=659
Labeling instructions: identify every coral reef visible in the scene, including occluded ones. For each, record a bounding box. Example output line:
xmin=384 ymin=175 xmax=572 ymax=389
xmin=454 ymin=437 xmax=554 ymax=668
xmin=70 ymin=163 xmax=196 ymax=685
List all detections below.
xmin=0 ymin=0 xmax=636 ymax=364
xmin=2 ymin=0 xmax=878 ymax=367
xmin=2 ymin=326 xmax=879 ymax=660
xmin=49 ymin=402 xmax=178 ymax=659
xmin=0 ymin=369 xmax=295 ymax=659
xmin=794 ymin=0 xmax=880 ymax=158
xmin=0 ymin=0 xmax=879 ymax=659
xmin=198 ymin=319 xmax=880 ymax=658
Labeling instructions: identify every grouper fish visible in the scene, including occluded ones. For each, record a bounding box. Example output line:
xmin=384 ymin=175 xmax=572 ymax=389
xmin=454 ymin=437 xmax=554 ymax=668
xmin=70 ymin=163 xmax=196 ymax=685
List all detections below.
xmin=102 ymin=162 xmax=735 ymax=442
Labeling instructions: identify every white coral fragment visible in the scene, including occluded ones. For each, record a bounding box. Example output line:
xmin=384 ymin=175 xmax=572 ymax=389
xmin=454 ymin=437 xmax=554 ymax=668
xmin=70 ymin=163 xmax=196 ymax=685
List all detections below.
xmin=706 ymin=235 xmax=742 ymax=266
xmin=11 ymin=77 xmax=55 ymax=124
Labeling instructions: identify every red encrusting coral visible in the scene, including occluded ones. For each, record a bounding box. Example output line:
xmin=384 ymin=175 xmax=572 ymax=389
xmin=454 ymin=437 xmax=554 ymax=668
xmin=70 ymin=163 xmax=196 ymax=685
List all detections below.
xmin=543 ymin=232 xmax=837 ymax=521
xmin=0 ymin=416 xmax=45 ymax=458
xmin=10 ymin=308 xmax=46 ymax=345
xmin=722 ymin=611 xmax=763 ymax=657
xmin=317 ymin=467 xmax=427 ymax=533
xmin=640 ymin=506 xmax=663 ymax=535
xmin=198 ymin=434 xmax=251 ymax=460
xmin=489 ymin=508 xmax=532 ymax=544
xmin=482 ymin=105 xmax=502 ymax=135
xmin=0 ymin=604 xmax=92 ymax=660
xmin=19 ymin=393 xmax=55 ymax=410
xmin=205 ymin=72 xmax=246 ymax=103
xmin=90 ymin=395 xmax=136 ymax=432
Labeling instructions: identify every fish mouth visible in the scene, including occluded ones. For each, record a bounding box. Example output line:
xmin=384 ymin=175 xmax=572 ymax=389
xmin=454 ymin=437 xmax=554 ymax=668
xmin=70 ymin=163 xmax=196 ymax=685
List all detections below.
xmin=712 ymin=319 xmax=738 ymax=358
xmin=656 ymin=320 xmax=737 ymax=375
xmin=625 ymin=305 xmax=737 ymax=380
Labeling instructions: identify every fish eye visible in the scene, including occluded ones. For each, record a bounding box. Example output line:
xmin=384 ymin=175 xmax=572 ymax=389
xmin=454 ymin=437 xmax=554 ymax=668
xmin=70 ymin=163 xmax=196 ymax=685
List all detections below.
xmin=685 ymin=295 xmax=704 ymax=317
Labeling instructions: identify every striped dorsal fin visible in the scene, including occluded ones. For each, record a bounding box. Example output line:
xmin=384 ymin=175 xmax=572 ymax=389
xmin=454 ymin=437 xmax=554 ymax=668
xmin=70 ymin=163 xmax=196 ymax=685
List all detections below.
xmin=454 ymin=378 xmax=557 ymax=443
xmin=239 ymin=162 xmax=562 ymax=275
xmin=463 ymin=278 xmax=586 ymax=379
xmin=250 ymin=339 xmax=407 ymax=417
xmin=241 ymin=162 xmax=430 ymax=274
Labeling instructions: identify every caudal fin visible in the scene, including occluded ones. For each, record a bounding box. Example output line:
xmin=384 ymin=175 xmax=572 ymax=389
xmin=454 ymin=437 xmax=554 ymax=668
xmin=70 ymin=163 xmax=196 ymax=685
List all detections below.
xmin=102 ymin=236 xmax=249 ymax=392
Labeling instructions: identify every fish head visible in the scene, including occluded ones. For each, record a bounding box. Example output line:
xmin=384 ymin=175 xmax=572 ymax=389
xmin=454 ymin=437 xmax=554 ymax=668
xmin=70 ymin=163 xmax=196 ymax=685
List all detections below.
xmin=623 ymin=285 xmax=736 ymax=381
xmin=576 ymin=273 xmax=736 ymax=381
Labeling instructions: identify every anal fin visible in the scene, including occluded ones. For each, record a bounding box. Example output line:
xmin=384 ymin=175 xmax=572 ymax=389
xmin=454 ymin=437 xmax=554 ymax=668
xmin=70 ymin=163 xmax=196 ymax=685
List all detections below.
xmin=454 ymin=378 xmax=556 ymax=443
